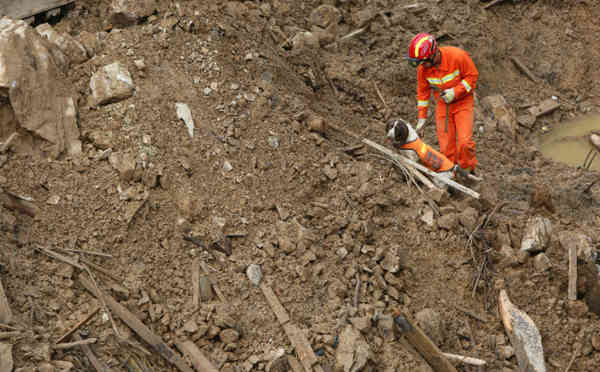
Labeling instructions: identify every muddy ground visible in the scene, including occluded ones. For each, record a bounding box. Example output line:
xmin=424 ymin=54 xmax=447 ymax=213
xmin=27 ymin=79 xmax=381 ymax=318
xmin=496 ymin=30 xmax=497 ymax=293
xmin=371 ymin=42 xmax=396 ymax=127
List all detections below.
xmin=1 ymin=0 xmax=600 ymax=371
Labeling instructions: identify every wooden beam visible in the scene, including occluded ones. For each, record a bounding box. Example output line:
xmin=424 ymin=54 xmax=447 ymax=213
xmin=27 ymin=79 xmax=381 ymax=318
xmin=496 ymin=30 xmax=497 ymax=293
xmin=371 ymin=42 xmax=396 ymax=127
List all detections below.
xmin=174 ymin=339 xmax=219 ymax=372
xmin=394 ymin=314 xmax=458 ymax=372
xmin=192 ymin=259 xmax=201 ymax=311
xmin=363 ymin=139 xmax=480 ymax=199
xmin=283 ymin=323 xmax=318 ymax=372
xmin=568 ymin=245 xmax=577 ymax=301
xmin=0 ymin=279 xmax=12 ymax=325
xmin=510 ymin=57 xmax=538 ymax=83
xmin=0 ymin=0 xmax=74 ymax=19
xmin=260 ymin=283 xmax=290 ymax=325
xmin=74 ymin=334 xmax=112 ymax=372
xmin=55 ymin=306 xmax=100 ymax=344
xmin=53 ymin=338 xmax=97 ymax=350
xmin=0 ymin=133 xmax=17 ymax=153
xmin=79 ymin=274 xmax=194 ymax=372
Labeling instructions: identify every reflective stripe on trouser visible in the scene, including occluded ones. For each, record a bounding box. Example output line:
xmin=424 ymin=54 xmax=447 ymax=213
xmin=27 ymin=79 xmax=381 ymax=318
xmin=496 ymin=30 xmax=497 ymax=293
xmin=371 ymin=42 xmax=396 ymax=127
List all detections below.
xmin=435 ymin=97 xmax=477 ymax=170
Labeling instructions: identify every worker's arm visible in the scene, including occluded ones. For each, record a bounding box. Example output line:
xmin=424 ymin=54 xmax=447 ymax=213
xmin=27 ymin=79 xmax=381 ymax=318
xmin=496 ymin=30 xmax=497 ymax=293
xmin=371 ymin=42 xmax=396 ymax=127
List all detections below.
xmin=452 ymin=49 xmax=478 ymax=101
xmin=416 ymin=66 xmax=431 ymax=120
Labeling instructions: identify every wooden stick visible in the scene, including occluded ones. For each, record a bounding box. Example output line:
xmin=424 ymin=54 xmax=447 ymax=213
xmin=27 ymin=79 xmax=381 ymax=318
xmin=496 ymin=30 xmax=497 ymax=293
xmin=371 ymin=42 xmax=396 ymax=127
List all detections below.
xmin=80 ymin=258 xmax=123 ymax=283
xmin=373 ymin=81 xmax=389 ymax=111
xmin=174 ymin=339 xmax=219 ymax=372
xmin=483 ymin=0 xmax=508 ymax=10
xmin=34 ymin=245 xmax=84 ymax=270
xmin=568 ymin=245 xmax=577 ymax=301
xmin=452 ymin=304 xmax=488 ymax=323
xmin=79 ymin=274 xmax=194 ymax=372
xmin=0 ymin=324 xmax=19 ymax=331
xmin=363 ymin=139 xmax=480 ymax=199
xmin=510 ymin=57 xmax=537 ymax=82
xmin=394 ymin=313 xmax=458 ymax=372
xmin=56 ymin=247 xmax=113 ymax=259
xmin=74 ymin=334 xmax=112 ymax=372
xmin=55 ymin=306 xmax=100 ymax=344
xmin=442 ymin=352 xmax=486 ymax=367
xmin=192 ymin=258 xmax=201 ymax=311
xmin=0 ymin=133 xmax=18 ymax=153
xmin=54 ymin=337 xmax=98 ymax=350
xmin=260 ymin=283 xmax=290 ymax=325
xmin=0 ymin=279 xmax=13 ymax=325
xmin=200 ymin=261 xmax=227 ymax=303
xmin=83 ymin=267 xmax=120 ymax=339
xmin=0 ymin=331 xmax=21 ymax=339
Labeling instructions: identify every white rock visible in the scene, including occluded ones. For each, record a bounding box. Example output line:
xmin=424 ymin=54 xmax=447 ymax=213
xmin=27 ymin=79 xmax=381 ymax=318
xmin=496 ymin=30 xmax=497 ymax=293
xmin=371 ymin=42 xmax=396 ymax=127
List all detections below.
xmin=223 ymin=160 xmax=233 ymax=172
xmin=521 ymin=216 xmax=552 ymax=253
xmin=203 ymin=87 xmax=212 ymax=96
xmin=246 ymin=264 xmax=262 ymax=286
xmin=335 ymin=325 xmax=371 ymax=372
xmin=36 ymin=23 xmax=88 ymax=65
xmin=46 ymin=195 xmax=60 ymax=205
xmin=90 ymin=62 xmax=134 ymax=106
xmin=230 ymin=83 xmax=240 ymax=90
xmin=175 ymin=103 xmax=194 ymax=138
xmin=134 ymin=58 xmax=146 ymax=70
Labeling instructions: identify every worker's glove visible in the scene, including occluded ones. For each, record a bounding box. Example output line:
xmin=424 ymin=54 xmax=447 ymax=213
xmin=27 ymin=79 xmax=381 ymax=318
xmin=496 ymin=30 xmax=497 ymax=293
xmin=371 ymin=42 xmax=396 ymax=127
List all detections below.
xmin=453 ymin=165 xmax=470 ymax=178
xmin=441 ymin=88 xmax=455 ymax=104
xmin=415 ymin=118 xmax=427 ymax=131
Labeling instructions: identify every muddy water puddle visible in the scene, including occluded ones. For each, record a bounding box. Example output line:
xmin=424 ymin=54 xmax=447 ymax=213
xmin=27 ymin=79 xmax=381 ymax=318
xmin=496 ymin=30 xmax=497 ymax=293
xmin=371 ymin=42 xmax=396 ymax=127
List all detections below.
xmin=538 ymin=115 xmax=600 ymax=171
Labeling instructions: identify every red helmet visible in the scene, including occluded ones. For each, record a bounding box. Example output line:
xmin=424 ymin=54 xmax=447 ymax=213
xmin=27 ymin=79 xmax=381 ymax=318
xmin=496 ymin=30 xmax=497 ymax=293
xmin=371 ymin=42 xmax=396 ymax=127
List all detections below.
xmin=407 ymin=33 xmax=437 ymax=67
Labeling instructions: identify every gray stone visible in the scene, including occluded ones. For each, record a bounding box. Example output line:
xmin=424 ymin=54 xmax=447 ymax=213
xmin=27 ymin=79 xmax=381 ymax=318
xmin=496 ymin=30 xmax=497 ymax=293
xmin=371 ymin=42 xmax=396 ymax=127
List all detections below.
xmin=415 ymin=308 xmax=443 ymax=346
xmin=335 ymin=325 xmax=371 ymax=372
xmin=219 ymin=329 xmax=240 ymax=343
xmin=437 ymin=213 xmax=458 ymax=230
xmin=381 ymin=245 xmax=402 ymax=274
xmin=521 ymin=216 xmax=552 ymax=253
xmin=459 ymin=207 xmax=479 ymax=232
xmin=533 ymin=253 xmax=551 ymax=272
xmin=246 ymin=264 xmax=262 ymax=286
xmin=268 ymin=136 xmax=280 ymax=149
xmin=90 ymin=62 xmax=134 ymax=106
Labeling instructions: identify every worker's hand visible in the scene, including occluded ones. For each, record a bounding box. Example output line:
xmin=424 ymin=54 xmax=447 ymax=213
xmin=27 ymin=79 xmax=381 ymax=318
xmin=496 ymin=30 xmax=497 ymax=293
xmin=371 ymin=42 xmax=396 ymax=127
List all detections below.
xmin=453 ymin=165 xmax=470 ymax=178
xmin=415 ymin=118 xmax=427 ymax=131
xmin=441 ymin=88 xmax=455 ymax=104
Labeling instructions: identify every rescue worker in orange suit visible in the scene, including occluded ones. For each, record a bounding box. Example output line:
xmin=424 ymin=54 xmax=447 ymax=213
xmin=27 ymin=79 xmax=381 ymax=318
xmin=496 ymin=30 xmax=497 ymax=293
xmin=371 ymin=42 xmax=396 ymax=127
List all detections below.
xmin=407 ymin=33 xmax=479 ymax=174
xmin=386 ymin=118 xmax=470 ymax=188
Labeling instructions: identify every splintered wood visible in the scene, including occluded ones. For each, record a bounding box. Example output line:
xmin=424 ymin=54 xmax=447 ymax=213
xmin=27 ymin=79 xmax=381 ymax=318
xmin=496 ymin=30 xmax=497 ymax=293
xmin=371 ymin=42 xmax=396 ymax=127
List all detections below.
xmin=260 ymin=282 xmax=323 ymax=372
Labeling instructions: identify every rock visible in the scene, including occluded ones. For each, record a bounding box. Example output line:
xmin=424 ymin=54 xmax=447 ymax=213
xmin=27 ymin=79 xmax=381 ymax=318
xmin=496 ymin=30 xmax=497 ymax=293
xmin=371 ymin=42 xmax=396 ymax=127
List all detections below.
xmin=322 ymin=165 xmax=338 ymax=180
xmin=592 ymin=333 xmax=600 ymax=351
xmin=420 ymin=207 xmax=435 ymax=227
xmin=90 ymin=62 xmax=134 ymax=106
xmin=375 ymin=314 xmax=395 ymax=341
xmin=38 ymin=362 xmax=54 ymax=372
xmin=352 ymin=6 xmax=378 ymax=28
xmin=267 ymin=136 xmax=280 ymax=149
xmin=175 ymin=103 xmax=195 ymax=138
xmin=581 ymin=261 xmax=600 ymax=316
xmin=110 ymin=283 xmax=130 ymax=301
xmin=459 ymin=207 xmax=479 ymax=232
xmin=498 ymin=245 xmax=519 ymax=268
xmin=591 ymin=133 xmax=600 ymax=151
xmin=223 ymin=160 xmax=233 ymax=172
xmin=415 ymin=308 xmax=444 ymax=346
xmin=220 ymin=329 xmax=240 ymax=343
xmin=335 ymin=325 xmax=371 ymax=372
xmin=183 ymin=319 xmax=198 ymax=333
xmin=381 ymin=245 xmax=402 ymax=274
xmin=520 ymin=216 xmax=552 ymax=253
xmin=350 ymin=317 xmax=371 ymax=333
xmin=0 ymin=207 xmax=16 ymax=232
xmin=0 ymin=343 xmax=12 ymax=372
xmin=36 ymin=23 xmax=88 ymax=65
xmin=76 ymin=31 xmax=100 ymax=57
xmin=110 ymin=0 xmax=156 ymax=27
xmin=497 ymin=345 xmax=515 ymax=360
xmin=533 ymin=253 xmax=551 ymax=272
xmin=109 ymin=152 xmax=137 ymax=182
xmin=199 ymin=276 xmax=214 ymax=302
xmin=246 ymin=264 xmax=262 ymax=286
xmin=0 ymin=18 xmax=82 ymax=157
xmin=481 ymin=95 xmax=517 ymax=140
xmin=292 ymin=31 xmax=320 ymax=51
xmin=134 ymin=59 xmax=146 ymax=71
xmin=559 ymin=232 xmax=594 ymax=262
xmin=88 ymin=130 xmax=113 ymax=150
xmin=309 ymin=5 xmax=342 ymax=28
xmin=437 ymin=213 xmax=458 ymax=230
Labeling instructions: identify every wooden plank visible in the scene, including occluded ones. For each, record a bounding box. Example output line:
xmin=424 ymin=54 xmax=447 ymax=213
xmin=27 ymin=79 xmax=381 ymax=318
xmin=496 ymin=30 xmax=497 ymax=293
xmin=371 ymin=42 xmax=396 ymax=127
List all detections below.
xmin=283 ymin=323 xmax=318 ymax=372
xmin=528 ymin=98 xmax=560 ymax=118
xmin=55 ymin=306 xmax=100 ymax=344
xmin=192 ymin=259 xmax=201 ymax=311
xmin=260 ymin=283 xmax=290 ymax=325
xmin=363 ymin=139 xmax=480 ymax=199
xmin=79 ymin=274 xmax=194 ymax=372
xmin=394 ymin=314 xmax=458 ymax=372
xmin=510 ymin=57 xmax=538 ymax=83
xmin=174 ymin=339 xmax=219 ymax=372
xmin=568 ymin=245 xmax=577 ymax=301
xmin=0 ymin=279 xmax=12 ymax=325
xmin=74 ymin=334 xmax=112 ymax=372
xmin=498 ymin=290 xmax=546 ymax=372
xmin=0 ymin=0 xmax=74 ymax=19
xmin=441 ymin=352 xmax=486 ymax=367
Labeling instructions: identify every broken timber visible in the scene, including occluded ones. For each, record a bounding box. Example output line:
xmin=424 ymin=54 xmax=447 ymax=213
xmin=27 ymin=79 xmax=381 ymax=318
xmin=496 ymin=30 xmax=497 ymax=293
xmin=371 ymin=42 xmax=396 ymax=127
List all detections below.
xmin=260 ymin=282 xmax=323 ymax=372
xmin=79 ymin=274 xmax=194 ymax=372
xmin=0 ymin=278 xmax=12 ymax=325
xmin=55 ymin=306 xmax=100 ymax=344
xmin=74 ymin=334 xmax=112 ymax=372
xmin=174 ymin=339 xmax=219 ymax=372
xmin=568 ymin=245 xmax=577 ymax=301
xmin=393 ymin=314 xmax=458 ymax=372
xmin=510 ymin=57 xmax=538 ymax=83
xmin=0 ymin=0 xmax=73 ymax=19
xmin=498 ymin=290 xmax=546 ymax=372
xmin=363 ymin=139 xmax=480 ymax=199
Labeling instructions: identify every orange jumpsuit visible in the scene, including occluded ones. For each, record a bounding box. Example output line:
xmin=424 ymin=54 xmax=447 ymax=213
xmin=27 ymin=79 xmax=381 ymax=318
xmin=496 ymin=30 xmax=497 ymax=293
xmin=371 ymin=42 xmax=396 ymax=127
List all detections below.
xmin=416 ymin=46 xmax=479 ymax=170
xmin=396 ymin=137 xmax=455 ymax=173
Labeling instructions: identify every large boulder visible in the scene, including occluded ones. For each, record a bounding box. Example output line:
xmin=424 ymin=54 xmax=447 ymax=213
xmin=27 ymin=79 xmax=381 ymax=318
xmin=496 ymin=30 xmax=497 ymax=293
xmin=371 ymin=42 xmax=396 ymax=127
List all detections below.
xmin=0 ymin=17 xmax=81 ymax=157
xmin=520 ymin=216 xmax=552 ymax=253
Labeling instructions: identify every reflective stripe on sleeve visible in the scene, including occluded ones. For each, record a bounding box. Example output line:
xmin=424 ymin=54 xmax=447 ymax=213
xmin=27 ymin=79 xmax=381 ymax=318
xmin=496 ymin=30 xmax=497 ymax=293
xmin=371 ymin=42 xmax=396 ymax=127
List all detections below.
xmin=461 ymin=79 xmax=472 ymax=92
xmin=419 ymin=143 xmax=427 ymax=155
xmin=441 ymin=70 xmax=460 ymax=84
xmin=427 ymin=77 xmax=441 ymax=86
xmin=417 ymin=100 xmax=429 ymax=107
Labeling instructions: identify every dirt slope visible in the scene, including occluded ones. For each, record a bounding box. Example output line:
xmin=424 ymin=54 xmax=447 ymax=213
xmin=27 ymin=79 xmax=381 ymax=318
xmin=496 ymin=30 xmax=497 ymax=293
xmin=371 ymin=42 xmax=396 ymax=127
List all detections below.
xmin=1 ymin=0 xmax=600 ymax=371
